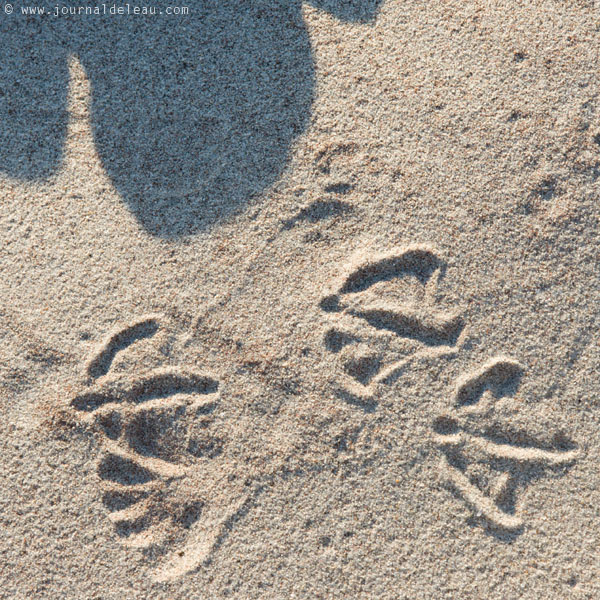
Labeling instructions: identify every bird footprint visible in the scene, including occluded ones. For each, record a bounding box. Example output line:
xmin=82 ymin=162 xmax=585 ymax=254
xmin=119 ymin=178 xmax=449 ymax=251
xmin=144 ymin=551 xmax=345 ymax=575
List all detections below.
xmin=320 ymin=245 xmax=465 ymax=406
xmin=433 ymin=357 xmax=579 ymax=532
xmin=70 ymin=315 xmax=250 ymax=581
xmin=320 ymin=247 xmax=579 ymax=533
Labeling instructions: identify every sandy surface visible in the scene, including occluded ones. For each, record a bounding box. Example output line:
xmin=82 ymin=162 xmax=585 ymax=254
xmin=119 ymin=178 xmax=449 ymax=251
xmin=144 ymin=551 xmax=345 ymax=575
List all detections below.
xmin=1 ymin=1 xmax=599 ymax=598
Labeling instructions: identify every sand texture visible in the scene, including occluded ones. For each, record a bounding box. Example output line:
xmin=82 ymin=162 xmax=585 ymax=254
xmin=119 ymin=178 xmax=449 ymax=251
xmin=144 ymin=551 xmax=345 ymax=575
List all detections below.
xmin=1 ymin=1 xmax=600 ymax=598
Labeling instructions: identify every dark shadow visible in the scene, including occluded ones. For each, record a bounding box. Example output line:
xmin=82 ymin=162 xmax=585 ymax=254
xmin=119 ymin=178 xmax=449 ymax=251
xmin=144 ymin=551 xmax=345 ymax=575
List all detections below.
xmin=455 ymin=360 xmax=523 ymax=408
xmin=339 ymin=248 xmax=444 ymax=295
xmin=323 ymin=327 xmax=359 ymax=353
xmin=432 ymin=415 xmax=460 ymax=436
xmin=0 ymin=0 xmax=383 ymax=237
xmin=335 ymin=387 xmax=378 ymax=413
xmin=98 ymin=452 xmax=155 ymax=485
xmin=281 ymin=199 xmax=352 ymax=230
xmin=348 ymin=307 xmax=464 ymax=347
xmin=481 ymin=424 xmax=578 ymax=453
xmin=71 ymin=370 xmax=219 ymax=410
xmin=0 ymin=17 xmax=70 ymax=179
xmin=466 ymin=514 xmax=523 ymax=542
xmin=86 ymin=316 xmax=160 ymax=379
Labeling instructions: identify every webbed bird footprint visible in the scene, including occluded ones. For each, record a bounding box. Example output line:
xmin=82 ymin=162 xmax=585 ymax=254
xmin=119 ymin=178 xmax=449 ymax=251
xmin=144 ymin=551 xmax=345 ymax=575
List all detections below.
xmin=71 ymin=315 xmax=249 ymax=581
xmin=320 ymin=245 xmax=465 ymax=403
xmin=434 ymin=357 xmax=579 ymax=532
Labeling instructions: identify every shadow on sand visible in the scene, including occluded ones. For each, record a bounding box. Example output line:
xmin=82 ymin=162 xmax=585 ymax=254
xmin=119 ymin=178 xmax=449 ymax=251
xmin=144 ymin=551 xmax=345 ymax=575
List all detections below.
xmin=0 ymin=0 xmax=382 ymax=237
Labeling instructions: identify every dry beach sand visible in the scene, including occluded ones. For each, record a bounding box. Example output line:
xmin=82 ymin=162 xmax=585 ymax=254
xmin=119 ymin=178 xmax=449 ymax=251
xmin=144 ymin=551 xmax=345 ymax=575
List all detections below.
xmin=1 ymin=0 xmax=600 ymax=598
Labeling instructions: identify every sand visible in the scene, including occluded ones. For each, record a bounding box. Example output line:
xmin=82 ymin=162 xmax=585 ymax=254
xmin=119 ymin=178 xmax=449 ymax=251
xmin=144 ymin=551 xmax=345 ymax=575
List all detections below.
xmin=1 ymin=1 xmax=599 ymax=598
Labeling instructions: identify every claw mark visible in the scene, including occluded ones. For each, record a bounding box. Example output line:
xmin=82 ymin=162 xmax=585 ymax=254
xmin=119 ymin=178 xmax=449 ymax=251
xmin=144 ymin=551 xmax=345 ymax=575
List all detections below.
xmin=85 ymin=314 xmax=161 ymax=379
xmin=435 ymin=357 xmax=579 ymax=532
xmin=321 ymin=245 xmax=464 ymax=404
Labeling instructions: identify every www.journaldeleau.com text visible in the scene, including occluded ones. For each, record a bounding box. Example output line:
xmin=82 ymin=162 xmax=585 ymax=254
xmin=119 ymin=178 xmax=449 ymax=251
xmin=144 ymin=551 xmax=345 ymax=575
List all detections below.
xmin=17 ymin=4 xmax=190 ymax=17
